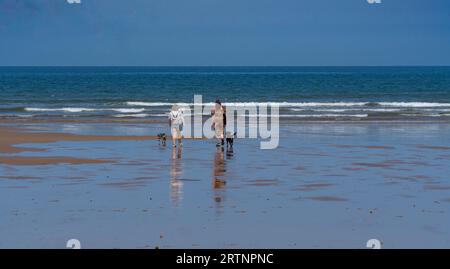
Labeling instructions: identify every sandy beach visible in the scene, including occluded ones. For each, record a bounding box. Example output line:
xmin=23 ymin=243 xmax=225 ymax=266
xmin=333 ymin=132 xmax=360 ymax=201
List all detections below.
xmin=1 ymin=121 xmax=450 ymax=248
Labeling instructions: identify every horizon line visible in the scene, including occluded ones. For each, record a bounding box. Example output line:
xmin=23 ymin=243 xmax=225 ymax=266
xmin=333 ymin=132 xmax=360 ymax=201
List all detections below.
xmin=1 ymin=65 xmax=450 ymax=68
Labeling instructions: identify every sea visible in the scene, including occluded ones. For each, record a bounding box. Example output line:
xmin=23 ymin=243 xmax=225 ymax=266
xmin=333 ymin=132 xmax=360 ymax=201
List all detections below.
xmin=1 ymin=66 xmax=450 ymax=121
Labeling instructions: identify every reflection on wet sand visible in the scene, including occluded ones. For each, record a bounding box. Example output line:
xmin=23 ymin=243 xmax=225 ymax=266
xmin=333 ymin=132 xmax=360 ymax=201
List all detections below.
xmin=213 ymin=147 xmax=233 ymax=205
xmin=170 ymin=146 xmax=183 ymax=206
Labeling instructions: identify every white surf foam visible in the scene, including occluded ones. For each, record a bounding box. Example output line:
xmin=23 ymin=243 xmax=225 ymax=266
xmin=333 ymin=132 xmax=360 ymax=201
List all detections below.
xmin=289 ymin=108 xmax=403 ymax=112
xmin=280 ymin=114 xmax=368 ymax=118
xmin=112 ymin=108 xmax=145 ymax=113
xmin=113 ymin=113 xmax=150 ymax=118
xmin=25 ymin=108 xmax=145 ymax=113
xmin=141 ymin=113 xmax=368 ymax=118
xmin=25 ymin=107 xmax=97 ymax=112
xmin=378 ymin=102 xmax=450 ymax=108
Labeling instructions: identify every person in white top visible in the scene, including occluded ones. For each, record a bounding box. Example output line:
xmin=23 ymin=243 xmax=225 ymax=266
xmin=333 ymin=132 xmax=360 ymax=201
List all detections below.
xmin=168 ymin=105 xmax=185 ymax=147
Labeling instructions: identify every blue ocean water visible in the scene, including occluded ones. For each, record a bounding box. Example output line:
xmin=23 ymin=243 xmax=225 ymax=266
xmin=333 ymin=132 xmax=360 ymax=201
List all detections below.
xmin=1 ymin=66 xmax=450 ymax=120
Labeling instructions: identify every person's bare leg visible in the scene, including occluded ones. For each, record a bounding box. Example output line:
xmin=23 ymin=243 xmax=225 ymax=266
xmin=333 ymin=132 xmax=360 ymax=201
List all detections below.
xmin=172 ymin=130 xmax=176 ymax=147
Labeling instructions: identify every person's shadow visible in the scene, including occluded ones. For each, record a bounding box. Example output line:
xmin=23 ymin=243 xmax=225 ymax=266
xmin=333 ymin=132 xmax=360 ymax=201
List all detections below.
xmin=170 ymin=146 xmax=183 ymax=206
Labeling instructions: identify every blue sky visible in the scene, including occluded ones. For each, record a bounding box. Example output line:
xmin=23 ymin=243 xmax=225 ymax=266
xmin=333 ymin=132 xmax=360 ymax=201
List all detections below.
xmin=1 ymin=0 xmax=449 ymax=66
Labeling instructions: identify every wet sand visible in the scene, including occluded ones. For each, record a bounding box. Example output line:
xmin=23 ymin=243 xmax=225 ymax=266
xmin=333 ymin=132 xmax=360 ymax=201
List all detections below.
xmin=0 ymin=156 xmax=111 ymax=166
xmin=0 ymin=126 xmax=158 ymax=153
xmin=0 ymin=126 xmax=160 ymax=164
xmin=1 ymin=122 xmax=450 ymax=248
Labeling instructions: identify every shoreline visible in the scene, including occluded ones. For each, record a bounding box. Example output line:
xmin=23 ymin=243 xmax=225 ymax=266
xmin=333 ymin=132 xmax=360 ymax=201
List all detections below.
xmin=2 ymin=118 xmax=450 ymax=125
xmin=3 ymin=119 xmax=450 ymax=155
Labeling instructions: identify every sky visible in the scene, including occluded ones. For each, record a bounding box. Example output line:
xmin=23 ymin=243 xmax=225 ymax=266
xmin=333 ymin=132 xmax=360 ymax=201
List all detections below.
xmin=1 ymin=0 xmax=450 ymax=66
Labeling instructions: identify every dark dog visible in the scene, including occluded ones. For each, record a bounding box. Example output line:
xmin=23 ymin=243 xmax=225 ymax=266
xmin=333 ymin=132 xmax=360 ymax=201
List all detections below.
xmin=226 ymin=132 xmax=236 ymax=148
xmin=157 ymin=133 xmax=167 ymax=146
